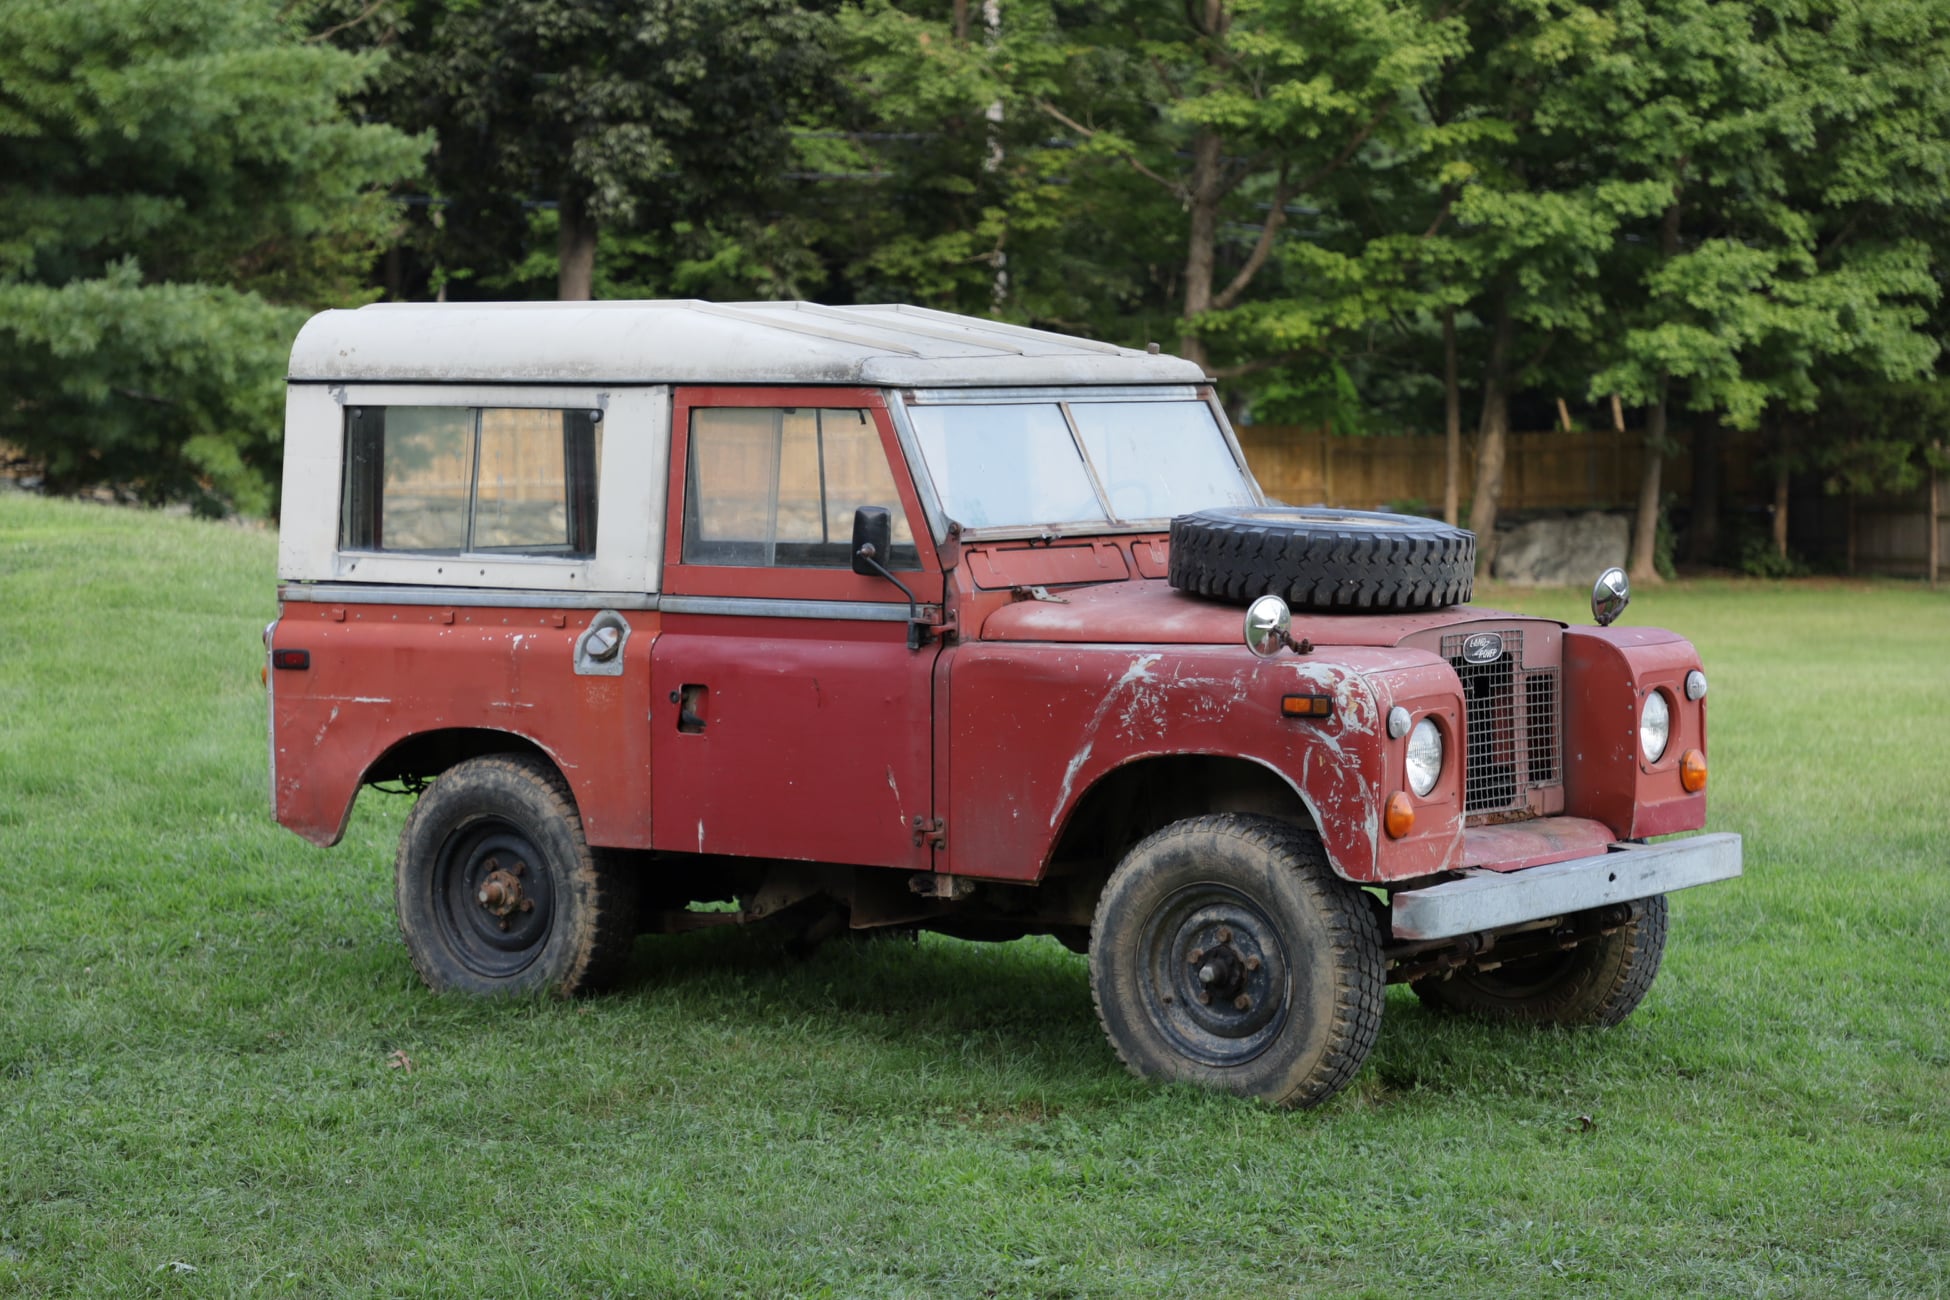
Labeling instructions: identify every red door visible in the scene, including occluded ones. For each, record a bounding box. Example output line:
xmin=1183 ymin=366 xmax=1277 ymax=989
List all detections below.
xmin=650 ymin=388 xmax=943 ymax=869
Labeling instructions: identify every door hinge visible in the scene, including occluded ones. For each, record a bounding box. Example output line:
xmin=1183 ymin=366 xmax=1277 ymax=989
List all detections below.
xmin=909 ymin=816 xmax=946 ymax=850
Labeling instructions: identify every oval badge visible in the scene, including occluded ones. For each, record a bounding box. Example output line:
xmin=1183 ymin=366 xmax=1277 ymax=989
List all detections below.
xmin=1462 ymin=632 xmax=1505 ymax=664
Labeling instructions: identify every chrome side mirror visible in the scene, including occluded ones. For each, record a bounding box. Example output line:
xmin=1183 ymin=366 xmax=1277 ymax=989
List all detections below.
xmin=1592 ymin=567 xmax=1630 ymax=627
xmin=1243 ymin=594 xmax=1294 ymax=658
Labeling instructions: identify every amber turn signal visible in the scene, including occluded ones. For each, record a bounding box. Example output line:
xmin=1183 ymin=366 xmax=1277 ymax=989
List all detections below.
xmin=1384 ymin=791 xmax=1415 ymax=839
xmin=1680 ymin=748 xmax=1707 ymax=793
xmin=1281 ymin=693 xmax=1333 ymax=719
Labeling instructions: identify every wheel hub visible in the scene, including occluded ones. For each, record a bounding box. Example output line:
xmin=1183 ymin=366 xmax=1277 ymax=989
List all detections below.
xmin=432 ymin=828 xmax=555 ymax=977
xmin=1140 ymin=888 xmax=1291 ymax=1066
xmin=475 ymin=858 xmax=534 ymax=930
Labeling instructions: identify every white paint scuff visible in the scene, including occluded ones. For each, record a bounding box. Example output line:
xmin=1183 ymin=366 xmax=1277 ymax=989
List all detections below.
xmin=1051 ymin=653 xmax=1161 ymax=826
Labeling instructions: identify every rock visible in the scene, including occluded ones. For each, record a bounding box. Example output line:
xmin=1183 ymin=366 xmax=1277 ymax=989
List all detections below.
xmin=1491 ymin=512 xmax=1630 ymax=586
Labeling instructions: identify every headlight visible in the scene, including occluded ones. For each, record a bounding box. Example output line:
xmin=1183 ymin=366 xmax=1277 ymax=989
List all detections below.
xmin=1405 ymin=718 xmax=1443 ymax=797
xmin=1640 ymin=691 xmax=1671 ymax=763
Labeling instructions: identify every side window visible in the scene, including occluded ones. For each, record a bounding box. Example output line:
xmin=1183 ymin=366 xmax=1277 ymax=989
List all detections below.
xmin=341 ymin=406 xmax=601 ymax=557
xmin=682 ymin=407 xmax=918 ymax=568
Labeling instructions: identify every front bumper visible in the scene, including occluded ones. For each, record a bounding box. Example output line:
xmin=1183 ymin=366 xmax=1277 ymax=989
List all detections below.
xmin=1389 ymin=832 xmax=1743 ymax=942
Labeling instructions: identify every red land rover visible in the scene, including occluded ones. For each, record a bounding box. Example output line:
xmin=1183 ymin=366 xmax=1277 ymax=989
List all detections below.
xmin=267 ymin=300 xmax=1740 ymax=1107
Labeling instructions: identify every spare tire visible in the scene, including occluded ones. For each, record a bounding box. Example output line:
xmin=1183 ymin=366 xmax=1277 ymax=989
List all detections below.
xmin=1169 ymin=507 xmax=1474 ymax=611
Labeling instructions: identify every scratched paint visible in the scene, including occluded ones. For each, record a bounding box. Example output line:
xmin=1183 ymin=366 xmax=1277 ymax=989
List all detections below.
xmin=1053 ymin=653 xmax=1161 ymax=824
xmin=268 ymin=603 xmax=657 ymax=848
xmin=948 ymin=641 xmax=1452 ymax=885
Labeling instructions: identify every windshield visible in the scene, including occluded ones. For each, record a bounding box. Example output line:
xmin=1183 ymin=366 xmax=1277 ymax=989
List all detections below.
xmin=905 ymin=397 xmax=1256 ymax=531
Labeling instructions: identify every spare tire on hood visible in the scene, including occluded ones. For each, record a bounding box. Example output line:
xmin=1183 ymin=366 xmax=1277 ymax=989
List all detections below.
xmin=1168 ymin=506 xmax=1475 ymax=612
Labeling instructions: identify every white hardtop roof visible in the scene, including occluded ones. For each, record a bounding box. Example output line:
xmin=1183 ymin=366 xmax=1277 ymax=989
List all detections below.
xmin=288 ymin=299 xmax=1209 ymax=388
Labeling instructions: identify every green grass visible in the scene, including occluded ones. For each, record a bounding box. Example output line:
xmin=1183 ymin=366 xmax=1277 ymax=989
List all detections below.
xmin=2 ymin=492 xmax=1946 ymax=1298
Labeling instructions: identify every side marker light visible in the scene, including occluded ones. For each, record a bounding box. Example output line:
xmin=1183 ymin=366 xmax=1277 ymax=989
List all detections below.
xmin=1384 ymin=791 xmax=1415 ymax=839
xmin=1281 ymin=694 xmax=1333 ymax=719
xmin=1680 ymin=749 xmax=1707 ymax=793
xmin=272 ymin=649 xmax=310 ymax=671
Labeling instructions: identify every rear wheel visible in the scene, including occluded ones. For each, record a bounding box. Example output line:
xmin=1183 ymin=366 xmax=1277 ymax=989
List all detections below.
xmin=1089 ymin=815 xmax=1384 ymax=1108
xmin=395 ymin=754 xmax=638 ymax=997
xmin=1412 ymin=895 xmax=1667 ymax=1025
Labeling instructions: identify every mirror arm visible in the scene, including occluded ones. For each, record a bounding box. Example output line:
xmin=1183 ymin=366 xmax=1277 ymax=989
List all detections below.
xmin=854 ymin=547 xmax=927 ymax=651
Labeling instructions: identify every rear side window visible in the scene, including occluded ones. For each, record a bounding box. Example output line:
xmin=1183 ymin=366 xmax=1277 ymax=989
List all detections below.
xmin=341 ymin=406 xmax=601 ymax=556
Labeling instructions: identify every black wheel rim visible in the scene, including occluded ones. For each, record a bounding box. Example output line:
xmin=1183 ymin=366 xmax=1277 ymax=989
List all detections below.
xmin=429 ymin=818 xmax=556 ymax=979
xmin=1136 ymin=883 xmax=1290 ymax=1067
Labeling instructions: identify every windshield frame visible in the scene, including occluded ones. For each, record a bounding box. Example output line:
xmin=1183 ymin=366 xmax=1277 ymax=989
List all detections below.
xmin=889 ymin=384 xmax=1264 ymax=542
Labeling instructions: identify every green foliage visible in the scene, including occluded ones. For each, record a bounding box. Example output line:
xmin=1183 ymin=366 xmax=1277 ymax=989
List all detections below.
xmin=393 ymin=0 xmax=833 ymax=296
xmin=0 ymin=264 xmax=300 ymax=514
xmin=0 ymin=0 xmax=425 ymax=513
xmin=1812 ymin=378 xmax=1950 ymax=499
xmin=1736 ymin=530 xmax=1810 ymax=579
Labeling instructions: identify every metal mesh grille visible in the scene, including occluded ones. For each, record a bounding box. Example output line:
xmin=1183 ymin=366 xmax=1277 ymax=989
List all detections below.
xmin=1443 ymin=630 xmax=1561 ymax=815
xmin=1526 ymin=672 xmax=1560 ymax=783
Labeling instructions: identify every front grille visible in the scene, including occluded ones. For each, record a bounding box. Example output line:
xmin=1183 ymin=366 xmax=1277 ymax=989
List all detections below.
xmin=1443 ymin=629 xmax=1561 ymax=815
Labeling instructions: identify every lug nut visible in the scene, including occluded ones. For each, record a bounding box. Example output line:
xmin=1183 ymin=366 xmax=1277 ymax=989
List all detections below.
xmin=1234 ymin=993 xmax=1252 ymax=1011
xmin=1187 ymin=947 xmax=1205 ymax=965
xmin=1216 ymin=926 xmax=1233 ymax=943
xmin=498 ymin=919 xmax=510 ymax=932
xmin=1244 ymin=955 xmax=1261 ymax=973
xmin=1196 ymin=991 xmax=1211 ymax=1005
xmin=520 ymin=899 xmax=533 ymax=913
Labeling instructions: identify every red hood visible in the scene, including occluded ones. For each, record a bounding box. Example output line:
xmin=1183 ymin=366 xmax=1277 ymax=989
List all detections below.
xmin=976 ymin=578 xmax=1542 ymax=647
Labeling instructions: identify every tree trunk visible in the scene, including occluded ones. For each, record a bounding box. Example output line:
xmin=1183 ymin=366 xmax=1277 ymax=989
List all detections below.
xmin=1177 ymin=128 xmax=1225 ymax=371
xmin=1627 ymin=375 xmax=1668 ymax=584
xmin=1771 ymin=451 xmax=1790 ymax=562
xmin=1687 ymin=421 xmax=1721 ymax=565
xmin=1466 ymin=298 xmax=1515 ymax=572
xmin=1629 ymin=200 xmax=1683 ymax=585
xmin=1443 ymin=308 xmax=1461 ymax=526
xmin=1845 ymin=493 xmax=1857 ymax=576
xmin=557 ymin=192 xmax=598 ymax=301
xmin=1931 ymin=447 xmax=1942 ymax=589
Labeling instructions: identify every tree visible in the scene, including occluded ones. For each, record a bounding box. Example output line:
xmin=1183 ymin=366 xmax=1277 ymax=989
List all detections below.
xmin=0 ymin=0 xmax=424 ymax=512
xmin=402 ymin=0 xmax=833 ymax=302
xmin=1586 ymin=0 xmax=1950 ymax=578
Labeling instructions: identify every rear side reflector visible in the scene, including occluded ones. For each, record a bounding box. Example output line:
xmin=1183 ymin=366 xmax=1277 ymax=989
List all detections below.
xmin=272 ymin=649 xmax=310 ymax=671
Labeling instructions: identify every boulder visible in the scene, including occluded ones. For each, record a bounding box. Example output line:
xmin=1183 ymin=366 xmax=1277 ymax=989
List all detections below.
xmin=1491 ymin=512 xmax=1630 ymax=586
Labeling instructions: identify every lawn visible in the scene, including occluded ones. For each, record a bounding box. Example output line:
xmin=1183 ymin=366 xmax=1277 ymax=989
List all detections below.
xmin=1 ymin=492 xmax=1945 ymax=1298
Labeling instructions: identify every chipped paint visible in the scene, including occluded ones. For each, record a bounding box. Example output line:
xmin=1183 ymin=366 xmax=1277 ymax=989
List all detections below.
xmin=1051 ymin=653 xmax=1161 ymax=825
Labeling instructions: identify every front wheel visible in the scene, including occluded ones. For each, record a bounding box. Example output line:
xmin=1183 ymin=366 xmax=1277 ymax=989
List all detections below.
xmin=1089 ymin=815 xmax=1385 ymax=1108
xmin=395 ymin=754 xmax=638 ymax=997
xmin=1412 ymin=894 xmax=1668 ymax=1025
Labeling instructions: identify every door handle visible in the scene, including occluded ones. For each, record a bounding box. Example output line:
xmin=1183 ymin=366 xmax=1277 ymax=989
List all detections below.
xmin=670 ymin=684 xmax=707 ymax=733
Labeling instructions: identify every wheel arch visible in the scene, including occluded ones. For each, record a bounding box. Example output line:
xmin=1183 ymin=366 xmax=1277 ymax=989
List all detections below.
xmin=363 ymin=727 xmax=561 ymax=789
xmin=1047 ymin=752 xmax=1328 ymax=879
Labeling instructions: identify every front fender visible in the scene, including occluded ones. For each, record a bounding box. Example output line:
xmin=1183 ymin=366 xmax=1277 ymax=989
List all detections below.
xmin=943 ymin=643 xmax=1454 ymax=884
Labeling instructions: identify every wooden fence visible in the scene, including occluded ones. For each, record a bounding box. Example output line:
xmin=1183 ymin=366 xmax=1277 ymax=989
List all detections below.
xmin=1233 ymin=425 xmax=1684 ymax=514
